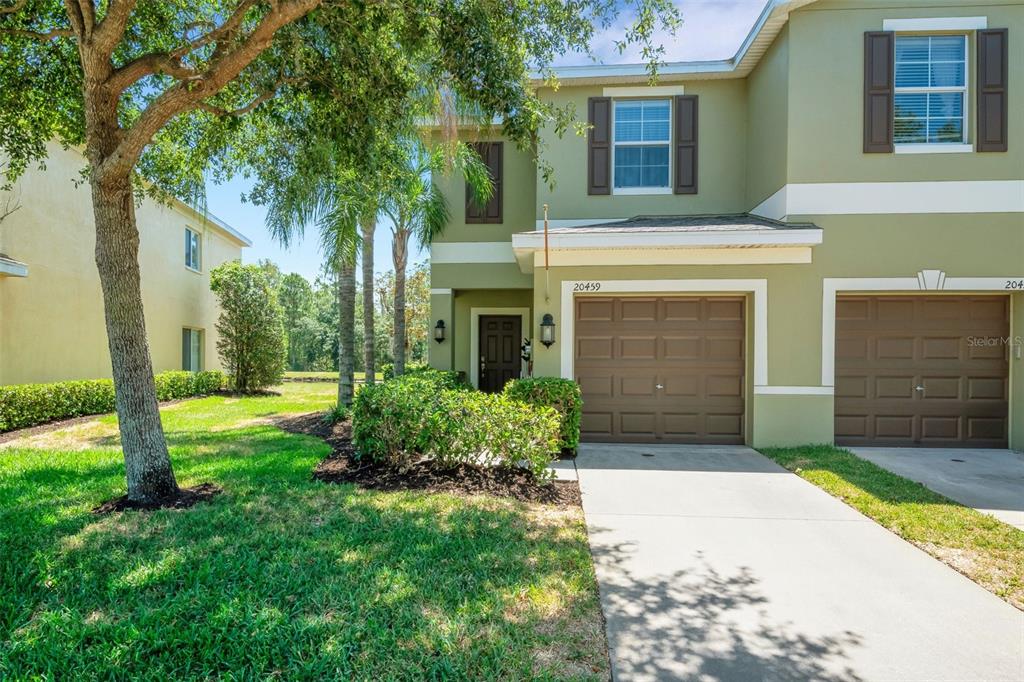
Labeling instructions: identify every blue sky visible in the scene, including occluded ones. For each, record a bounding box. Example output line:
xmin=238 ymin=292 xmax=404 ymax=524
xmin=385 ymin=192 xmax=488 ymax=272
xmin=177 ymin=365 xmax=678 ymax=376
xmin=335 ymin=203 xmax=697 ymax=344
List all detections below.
xmin=203 ymin=0 xmax=767 ymax=282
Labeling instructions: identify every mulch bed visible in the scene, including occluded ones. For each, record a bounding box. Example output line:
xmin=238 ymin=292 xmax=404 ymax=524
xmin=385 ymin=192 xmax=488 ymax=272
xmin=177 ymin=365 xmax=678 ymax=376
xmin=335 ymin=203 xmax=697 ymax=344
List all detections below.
xmin=277 ymin=413 xmax=581 ymax=507
xmin=92 ymin=483 xmax=222 ymax=514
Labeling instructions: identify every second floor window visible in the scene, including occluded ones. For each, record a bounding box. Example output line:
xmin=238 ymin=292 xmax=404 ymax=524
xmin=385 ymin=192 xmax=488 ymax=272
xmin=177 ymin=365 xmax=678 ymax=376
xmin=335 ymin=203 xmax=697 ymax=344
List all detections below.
xmin=894 ymin=35 xmax=967 ymax=145
xmin=185 ymin=227 xmax=201 ymax=270
xmin=613 ymin=99 xmax=671 ymax=190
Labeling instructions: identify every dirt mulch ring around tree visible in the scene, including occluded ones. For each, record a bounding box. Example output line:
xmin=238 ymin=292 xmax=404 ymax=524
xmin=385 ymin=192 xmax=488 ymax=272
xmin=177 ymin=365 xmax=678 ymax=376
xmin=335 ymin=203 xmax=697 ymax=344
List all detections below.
xmin=92 ymin=483 xmax=223 ymax=514
xmin=276 ymin=413 xmax=581 ymax=507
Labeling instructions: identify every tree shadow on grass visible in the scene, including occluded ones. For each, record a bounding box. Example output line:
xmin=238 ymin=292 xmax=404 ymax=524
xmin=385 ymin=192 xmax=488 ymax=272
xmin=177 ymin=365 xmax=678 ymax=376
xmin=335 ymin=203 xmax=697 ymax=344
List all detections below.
xmin=588 ymin=528 xmax=864 ymax=681
xmin=1 ymin=426 xmax=605 ymax=679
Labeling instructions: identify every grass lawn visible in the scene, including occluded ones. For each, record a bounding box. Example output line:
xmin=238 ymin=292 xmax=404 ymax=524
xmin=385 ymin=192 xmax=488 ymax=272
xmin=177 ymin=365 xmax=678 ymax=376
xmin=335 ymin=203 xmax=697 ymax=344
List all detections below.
xmin=0 ymin=383 xmax=607 ymax=679
xmin=762 ymin=445 xmax=1024 ymax=610
xmin=284 ymin=371 xmax=383 ymax=381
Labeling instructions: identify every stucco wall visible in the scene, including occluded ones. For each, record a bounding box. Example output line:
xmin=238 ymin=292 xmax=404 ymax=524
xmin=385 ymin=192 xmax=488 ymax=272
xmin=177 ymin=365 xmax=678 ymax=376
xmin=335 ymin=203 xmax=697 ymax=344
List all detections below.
xmin=745 ymin=23 xmax=790 ymax=208
xmin=787 ymin=0 xmax=1024 ymax=183
xmin=0 ymin=143 xmax=246 ymax=384
xmin=534 ymin=79 xmax=750 ymax=221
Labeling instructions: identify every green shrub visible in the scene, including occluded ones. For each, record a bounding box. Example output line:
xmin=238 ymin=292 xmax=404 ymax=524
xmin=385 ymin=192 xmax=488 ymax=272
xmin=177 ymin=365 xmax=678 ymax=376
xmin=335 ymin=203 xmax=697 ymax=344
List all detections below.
xmin=352 ymin=377 xmax=560 ymax=480
xmin=504 ymin=377 xmax=583 ymax=451
xmin=381 ymin=362 xmax=428 ymax=381
xmin=0 ymin=371 xmax=225 ymax=433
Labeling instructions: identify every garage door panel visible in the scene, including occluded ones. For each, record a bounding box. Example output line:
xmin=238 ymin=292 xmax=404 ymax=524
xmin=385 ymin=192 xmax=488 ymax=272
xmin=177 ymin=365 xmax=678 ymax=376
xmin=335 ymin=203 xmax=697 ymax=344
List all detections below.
xmin=619 ymin=336 xmax=658 ymax=360
xmin=576 ymin=295 xmax=745 ymax=444
xmin=836 ymin=295 xmax=1008 ymax=448
xmin=621 ymin=298 xmax=658 ymax=321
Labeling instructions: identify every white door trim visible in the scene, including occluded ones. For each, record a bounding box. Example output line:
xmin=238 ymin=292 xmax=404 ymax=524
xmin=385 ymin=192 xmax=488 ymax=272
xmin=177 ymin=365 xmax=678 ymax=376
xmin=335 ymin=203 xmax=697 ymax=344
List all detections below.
xmin=821 ymin=271 xmax=1022 ymax=386
xmin=470 ymin=307 xmax=531 ymax=389
xmin=559 ymin=279 xmax=768 ymax=387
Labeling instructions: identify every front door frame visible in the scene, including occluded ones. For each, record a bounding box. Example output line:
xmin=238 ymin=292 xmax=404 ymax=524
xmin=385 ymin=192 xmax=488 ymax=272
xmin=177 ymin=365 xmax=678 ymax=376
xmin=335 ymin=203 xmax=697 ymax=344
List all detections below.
xmin=469 ymin=307 xmax=530 ymax=389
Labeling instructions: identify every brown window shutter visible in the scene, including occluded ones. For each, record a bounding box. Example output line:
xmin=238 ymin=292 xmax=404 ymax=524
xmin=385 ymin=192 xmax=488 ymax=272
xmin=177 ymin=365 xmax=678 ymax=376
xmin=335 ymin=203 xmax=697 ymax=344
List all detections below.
xmin=465 ymin=142 xmax=503 ymax=223
xmin=587 ymin=97 xmax=611 ymax=195
xmin=864 ymin=31 xmax=894 ymax=153
xmin=674 ymin=95 xmax=698 ymax=194
xmin=977 ymin=29 xmax=1009 ymax=153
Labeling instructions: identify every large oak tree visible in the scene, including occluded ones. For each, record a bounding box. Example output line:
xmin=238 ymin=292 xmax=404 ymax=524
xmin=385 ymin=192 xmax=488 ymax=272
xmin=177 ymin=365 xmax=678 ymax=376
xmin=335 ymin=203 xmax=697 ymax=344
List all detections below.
xmin=0 ymin=0 xmax=676 ymax=504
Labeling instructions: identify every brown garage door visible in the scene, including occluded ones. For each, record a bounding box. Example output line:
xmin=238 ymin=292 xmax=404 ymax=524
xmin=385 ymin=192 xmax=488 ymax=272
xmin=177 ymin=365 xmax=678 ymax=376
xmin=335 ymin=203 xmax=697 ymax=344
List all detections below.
xmin=574 ymin=296 xmax=745 ymax=444
xmin=835 ymin=296 xmax=1009 ymax=448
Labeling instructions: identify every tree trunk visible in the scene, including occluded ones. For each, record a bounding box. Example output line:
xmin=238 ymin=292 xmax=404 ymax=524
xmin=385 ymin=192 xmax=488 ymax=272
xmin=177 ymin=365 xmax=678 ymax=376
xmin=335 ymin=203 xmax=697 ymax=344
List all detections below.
xmin=392 ymin=227 xmax=409 ymax=376
xmin=361 ymin=216 xmax=376 ymax=385
xmin=92 ymin=174 xmax=179 ymax=502
xmin=337 ymin=258 xmax=356 ymax=406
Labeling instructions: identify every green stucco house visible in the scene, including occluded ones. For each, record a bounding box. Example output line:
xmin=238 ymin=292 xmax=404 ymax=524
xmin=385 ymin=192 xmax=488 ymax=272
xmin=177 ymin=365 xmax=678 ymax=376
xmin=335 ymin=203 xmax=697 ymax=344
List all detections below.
xmin=428 ymin=0 xmax=1024 ymax=450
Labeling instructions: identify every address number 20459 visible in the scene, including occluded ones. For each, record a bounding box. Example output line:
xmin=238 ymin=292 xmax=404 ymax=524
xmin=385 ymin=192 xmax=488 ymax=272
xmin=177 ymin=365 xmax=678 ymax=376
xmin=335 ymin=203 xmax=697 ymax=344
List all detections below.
xmin=573 ymin=282 xmax=602 ymax=292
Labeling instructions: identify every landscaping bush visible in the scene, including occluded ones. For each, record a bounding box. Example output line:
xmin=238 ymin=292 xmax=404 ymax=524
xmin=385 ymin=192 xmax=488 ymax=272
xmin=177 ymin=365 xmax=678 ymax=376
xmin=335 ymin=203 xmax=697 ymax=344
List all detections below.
xmin=351 ymin=376 xmax=560 ymax=480
xmin=380 ymin=362 xmax=428 ymax=381
xmin=503 ymin=377 xmax=583 ymax=452
xmin=0 ymin=371 xmax=225 ymax=433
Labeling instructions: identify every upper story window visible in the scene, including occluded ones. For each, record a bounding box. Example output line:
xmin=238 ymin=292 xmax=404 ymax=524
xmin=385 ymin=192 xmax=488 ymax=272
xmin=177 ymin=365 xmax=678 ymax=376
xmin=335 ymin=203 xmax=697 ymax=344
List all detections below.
xmin=185 ymin=227 xmax=201 ymax=271
xmin=613 ymin=99 xmax=671 ymax=191
xmin=893 ymin=35 xmax=967 ymax=145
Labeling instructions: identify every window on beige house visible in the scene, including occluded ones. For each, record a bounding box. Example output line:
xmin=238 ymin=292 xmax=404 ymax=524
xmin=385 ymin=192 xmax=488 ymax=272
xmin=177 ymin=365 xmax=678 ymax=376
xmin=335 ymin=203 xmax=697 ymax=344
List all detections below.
xmin=182 ymin=328 xmax=203 ymax=372
xmin=185 ymin=227 xmax=201 ymax=271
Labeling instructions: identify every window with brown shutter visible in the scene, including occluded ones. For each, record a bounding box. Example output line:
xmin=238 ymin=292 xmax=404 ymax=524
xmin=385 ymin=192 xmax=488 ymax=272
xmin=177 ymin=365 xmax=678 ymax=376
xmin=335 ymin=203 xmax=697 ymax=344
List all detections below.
xmin=674 ymin=95 xmax=698 ymax=194
xmin=864 ymin=31 xmax=895 ymax=153
xmin=587 ymin=97 xmax=611 ymax=195
xmin=977 ymin=29 xmax=1009 ymax=152
xmin=465 ymin=142 xmax=502 ymax=223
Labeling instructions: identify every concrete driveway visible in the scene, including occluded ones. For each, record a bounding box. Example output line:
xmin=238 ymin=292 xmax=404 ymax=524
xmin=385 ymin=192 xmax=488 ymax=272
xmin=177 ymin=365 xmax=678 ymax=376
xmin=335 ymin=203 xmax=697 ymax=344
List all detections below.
xmin=576 ymin=443 xmax=1024 ymax=681
xmin=850 ymin=448 xmax=1024 ymax=530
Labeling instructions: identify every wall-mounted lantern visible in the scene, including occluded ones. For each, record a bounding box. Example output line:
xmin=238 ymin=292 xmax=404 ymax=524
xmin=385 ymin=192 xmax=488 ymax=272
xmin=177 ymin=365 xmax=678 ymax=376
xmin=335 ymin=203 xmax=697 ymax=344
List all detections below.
xmin=539 ymin=314 xmax=556 ymax=348
xmin=434 ymin=319 xmax=446 ymax=344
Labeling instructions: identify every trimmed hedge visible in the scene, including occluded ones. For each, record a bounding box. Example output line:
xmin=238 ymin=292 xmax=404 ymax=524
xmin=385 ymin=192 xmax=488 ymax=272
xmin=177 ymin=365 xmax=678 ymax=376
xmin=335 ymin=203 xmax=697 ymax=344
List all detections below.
xmin=0 ymin=370 xmax=225 ymax=433
xmin=352 ymin=371 xmax=560 ymax=480
xmin=380 ymin=362 xmax=429 ymax=381
xmin=504 ymin=378 xmax=583 ymax=451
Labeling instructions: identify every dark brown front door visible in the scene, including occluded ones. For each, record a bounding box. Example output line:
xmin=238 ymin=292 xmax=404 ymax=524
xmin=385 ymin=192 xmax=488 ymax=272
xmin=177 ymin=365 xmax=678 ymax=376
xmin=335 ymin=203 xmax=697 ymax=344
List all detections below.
xmin=835 ymin=295 xmax=1009 ymax=448
xmin=574 ymin=296 xmax=746 ymax=444
xmin=479 ymin=315 xmax=521 ymax=393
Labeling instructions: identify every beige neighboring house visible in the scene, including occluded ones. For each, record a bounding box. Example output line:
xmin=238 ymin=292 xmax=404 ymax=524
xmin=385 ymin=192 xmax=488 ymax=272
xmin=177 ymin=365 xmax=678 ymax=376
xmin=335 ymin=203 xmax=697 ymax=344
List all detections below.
xmin=0 ymin=142 xmax=252 ymax=385
xmin=430 ymin=0 xmax=1024 ymax=450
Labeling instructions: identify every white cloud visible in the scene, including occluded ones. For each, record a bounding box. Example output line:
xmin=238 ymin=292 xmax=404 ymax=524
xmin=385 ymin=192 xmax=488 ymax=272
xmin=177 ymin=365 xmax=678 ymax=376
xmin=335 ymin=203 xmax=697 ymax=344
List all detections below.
xmin=556 ymin=0 xmax=767 ymax=66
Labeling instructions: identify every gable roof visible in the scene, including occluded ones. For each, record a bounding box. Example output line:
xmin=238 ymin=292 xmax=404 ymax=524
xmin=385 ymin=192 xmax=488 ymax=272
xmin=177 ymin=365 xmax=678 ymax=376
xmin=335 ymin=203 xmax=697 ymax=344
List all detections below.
xmin=545 ymin=0 xmax=819 ymax=85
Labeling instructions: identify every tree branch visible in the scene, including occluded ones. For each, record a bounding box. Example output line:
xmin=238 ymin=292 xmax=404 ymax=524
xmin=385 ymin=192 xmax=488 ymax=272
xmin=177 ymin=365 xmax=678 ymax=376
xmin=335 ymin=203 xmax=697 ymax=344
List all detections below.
xmin=107 ymin=52 xmax=200 ymax=93
xmin=92 ymin=0 xmax=138 ymax=58
xmin=0 ymin=26 xmax=74 ymax=40
xmin=197 ymin=79 xmax=297 ymax=117
xmin=0 ymin=0 xmax=27 ymax=14
xmin=96 ymin=0 xmax=320 ymax=184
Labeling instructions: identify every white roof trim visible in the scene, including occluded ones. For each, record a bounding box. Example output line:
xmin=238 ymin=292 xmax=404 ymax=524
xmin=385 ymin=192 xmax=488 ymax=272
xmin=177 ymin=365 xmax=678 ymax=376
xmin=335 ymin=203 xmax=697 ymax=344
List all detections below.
xmin=0 ymin=257 xmax=28 ymax=277
xmin=175 ymin=201 xmax=253 ymax=247
xmin=541 ymin=0 xmax=819 ymax=84
xmin=512 ymin=228 xmax=823 ymax=252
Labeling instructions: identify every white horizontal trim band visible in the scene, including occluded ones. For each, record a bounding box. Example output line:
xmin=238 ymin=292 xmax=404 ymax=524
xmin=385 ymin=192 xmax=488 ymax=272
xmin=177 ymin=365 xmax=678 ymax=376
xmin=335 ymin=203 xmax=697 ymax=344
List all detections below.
xmin=429 ymin=288 xmax=452 ymax=295
xmin=894 ymin=144 xmax=974 ymax=155
xmin=755 ymin=386 xmax=834 ymax=396
xmin=513 ymin=229 xmax=823 ymax=252
xmin=751 ymin=181 xmax=1024 ymax=220
xmin=882 ymin=16 xmax=987 ymax=32
xmin=603 ymin=85 xmax=684 ymax=97
xmin=430 ymin=242 xmax=515 ymax=264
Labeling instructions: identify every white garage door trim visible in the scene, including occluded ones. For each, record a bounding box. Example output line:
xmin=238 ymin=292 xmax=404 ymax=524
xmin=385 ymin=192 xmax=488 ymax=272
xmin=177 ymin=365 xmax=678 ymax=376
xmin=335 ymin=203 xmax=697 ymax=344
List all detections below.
xmin=560 ymin=279 xmax=769 ymax=387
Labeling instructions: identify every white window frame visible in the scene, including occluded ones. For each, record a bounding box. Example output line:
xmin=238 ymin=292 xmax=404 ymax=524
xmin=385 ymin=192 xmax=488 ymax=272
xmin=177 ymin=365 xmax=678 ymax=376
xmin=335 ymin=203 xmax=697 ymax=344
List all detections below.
xmin=892 ymin=32 xmax=970 ymax=151
xmin=185 ymin=226 xmax=202 ymax=272
xmin=611 ymin=98 xmax=673 ymax=195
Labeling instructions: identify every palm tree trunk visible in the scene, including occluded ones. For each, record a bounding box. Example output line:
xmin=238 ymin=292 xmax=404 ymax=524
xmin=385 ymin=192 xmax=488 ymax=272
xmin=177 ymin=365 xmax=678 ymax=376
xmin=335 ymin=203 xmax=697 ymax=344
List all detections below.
xmin=392 ymin=227 xmax=410 ymax=376
xmin=337 ymin=259 xmax=356 ymax=406
xmin=361 ymin=216 xmax=376 ymax=385
xmin=91 ymin=172 xmax=178 ymax=502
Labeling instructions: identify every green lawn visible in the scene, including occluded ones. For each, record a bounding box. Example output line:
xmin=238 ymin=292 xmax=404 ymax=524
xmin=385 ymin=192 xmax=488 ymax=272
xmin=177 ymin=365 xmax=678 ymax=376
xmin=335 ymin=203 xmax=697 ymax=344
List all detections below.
xmin=0 ymin=383 xmax=606 ymax=679
xmin=762 ymin=445 xmax=1024 ymax=610
xmin=284 ymin=371 xmax=383 ymax=381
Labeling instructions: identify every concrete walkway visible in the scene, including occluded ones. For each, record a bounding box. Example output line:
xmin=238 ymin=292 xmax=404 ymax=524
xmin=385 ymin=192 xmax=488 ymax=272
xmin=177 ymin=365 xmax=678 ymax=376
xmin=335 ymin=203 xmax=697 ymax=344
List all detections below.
xmin=851 ymin=448 xmax=1024 ymax=530
xmin=576 ymin=443 xmax=1024 ymax=681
